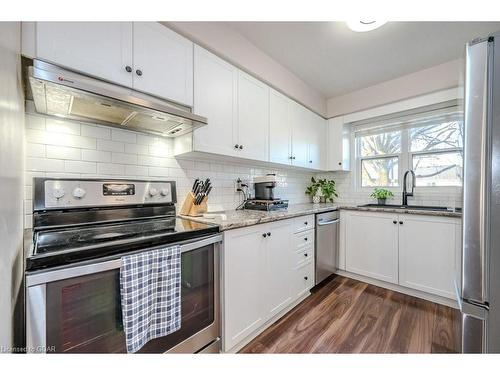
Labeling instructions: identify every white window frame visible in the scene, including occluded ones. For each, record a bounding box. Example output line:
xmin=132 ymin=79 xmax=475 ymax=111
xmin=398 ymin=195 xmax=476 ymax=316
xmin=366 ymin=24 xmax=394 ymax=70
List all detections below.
xmin=353 ymin=115 xmax=463 ymax=194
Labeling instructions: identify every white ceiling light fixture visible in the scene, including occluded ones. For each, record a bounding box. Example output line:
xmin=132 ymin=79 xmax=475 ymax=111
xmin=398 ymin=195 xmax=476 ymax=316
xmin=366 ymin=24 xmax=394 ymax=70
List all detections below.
xmin=346 ymin=20 xmax=387 ymax=32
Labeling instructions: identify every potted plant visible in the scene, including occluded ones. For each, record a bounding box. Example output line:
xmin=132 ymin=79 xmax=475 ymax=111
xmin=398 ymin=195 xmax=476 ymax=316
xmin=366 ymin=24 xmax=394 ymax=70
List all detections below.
xmin=370 ymin=188 xmax=394 ymax=205
xmin=305 ymin=177 xmax=338 ymax=204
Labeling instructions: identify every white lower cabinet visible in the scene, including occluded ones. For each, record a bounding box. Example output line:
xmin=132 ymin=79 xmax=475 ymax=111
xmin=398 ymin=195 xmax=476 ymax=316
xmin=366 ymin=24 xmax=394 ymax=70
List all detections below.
xmin=398 ymin=214 xmax=460 ymax=299
xmin=342 ymin=209 xmax=461 ymax=300
xmin=345 ymin=211 xmax=399 ymax=284
xmin=223 ymin=216 xmax=315 ymax=352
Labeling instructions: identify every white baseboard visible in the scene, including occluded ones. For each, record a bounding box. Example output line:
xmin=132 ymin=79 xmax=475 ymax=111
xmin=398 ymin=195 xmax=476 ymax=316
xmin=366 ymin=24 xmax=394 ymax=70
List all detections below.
xmin=335 ymin=270 xmax=459 ymax=309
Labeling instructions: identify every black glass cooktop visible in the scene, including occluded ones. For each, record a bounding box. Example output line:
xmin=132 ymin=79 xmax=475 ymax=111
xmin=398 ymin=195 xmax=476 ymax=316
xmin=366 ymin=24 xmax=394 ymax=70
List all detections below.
xmin=28 ymin=217 xmax=219 ymax=271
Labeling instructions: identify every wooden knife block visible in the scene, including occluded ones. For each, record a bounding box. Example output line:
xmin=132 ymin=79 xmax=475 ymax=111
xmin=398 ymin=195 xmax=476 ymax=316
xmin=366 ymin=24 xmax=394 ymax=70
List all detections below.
xmin=179 ymin=191 xmax=208 ymax=217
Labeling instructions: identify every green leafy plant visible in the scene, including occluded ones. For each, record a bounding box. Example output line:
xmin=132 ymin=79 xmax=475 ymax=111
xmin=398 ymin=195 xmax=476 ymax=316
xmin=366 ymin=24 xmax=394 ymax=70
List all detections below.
xmin=370 ymin=188 xmax=394 ymax=200
xmin=305 ymin=177 xmax=338 ymax=203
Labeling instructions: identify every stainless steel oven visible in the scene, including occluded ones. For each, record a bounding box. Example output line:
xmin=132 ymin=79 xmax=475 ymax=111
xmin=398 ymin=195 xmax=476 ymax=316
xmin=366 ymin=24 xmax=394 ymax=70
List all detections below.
xmin=26 ymin=178 xmax=222 ymax=353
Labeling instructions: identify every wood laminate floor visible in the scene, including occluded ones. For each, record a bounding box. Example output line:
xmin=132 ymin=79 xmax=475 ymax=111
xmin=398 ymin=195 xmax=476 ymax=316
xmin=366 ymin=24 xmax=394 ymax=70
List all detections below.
xmin=240 ymin=275 xmax=461 ymax=353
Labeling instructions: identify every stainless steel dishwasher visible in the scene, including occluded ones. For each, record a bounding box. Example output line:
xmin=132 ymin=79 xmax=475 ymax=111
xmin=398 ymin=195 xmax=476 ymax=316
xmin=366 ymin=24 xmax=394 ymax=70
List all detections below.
xmin=315 ymin=210 xmax=340 ymax=285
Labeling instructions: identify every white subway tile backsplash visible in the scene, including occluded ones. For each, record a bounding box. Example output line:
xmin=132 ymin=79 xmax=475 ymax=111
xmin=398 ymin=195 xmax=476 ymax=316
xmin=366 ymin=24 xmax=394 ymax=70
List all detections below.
xmin=124 ymin=143 xmax=148 ymax=155
xmin=111 ymin=129 xmax=137 ymax=143
xmin=26 ymin=115 xmax=45 ymax=130
xmin=148 ymin=167 xmax=170 ymax=177
xmin=27 ymin=129 xmax=96 ymax=149
xmin=98 ymin=163 xmax=125 ymax=175
xmin=97 ymin=139 xmax=125 ymax=153
xmin=112 ymin=152 xmax=138 ymax=165
xmin=65 ymin=160 xmax=97 ymax=174
xmin=82 ymin=149 xmax=112 ymax=163
xmin=46 ymin=118 xmax=81 ymax=135
xmin=26 ymin=158 xmax=65 ymax=172
xmin=46 ymin=145 xmax=81 ymax=160
xmin=81 ymin=124 xmax=111 ymax=139
xmin=26 ymin=143 xmax=46 ymax=158
xmin=125 ymin=165 xmax=149 ymax=177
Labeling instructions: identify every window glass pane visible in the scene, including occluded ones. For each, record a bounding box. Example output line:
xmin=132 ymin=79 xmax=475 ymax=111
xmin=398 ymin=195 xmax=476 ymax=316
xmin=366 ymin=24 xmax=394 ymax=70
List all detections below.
xmin=361 ymin=157 xmax=399 ymax=187
xmin=359 ymin=131 xmax=401 ymax=157
xmin=410 ymin=121 xmax=463 ymax=152
xmin=413 ymin=151 xmax=463 ymax=186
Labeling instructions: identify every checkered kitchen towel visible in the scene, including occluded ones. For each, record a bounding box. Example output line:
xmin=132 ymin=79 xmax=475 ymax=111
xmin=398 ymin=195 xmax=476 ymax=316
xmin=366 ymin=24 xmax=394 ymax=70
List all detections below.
xmin=120 ymin=245 xmax=181 ymax=353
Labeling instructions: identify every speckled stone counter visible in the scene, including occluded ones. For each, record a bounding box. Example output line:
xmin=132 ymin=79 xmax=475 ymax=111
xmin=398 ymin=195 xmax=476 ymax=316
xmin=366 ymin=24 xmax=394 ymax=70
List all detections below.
xmin=181 ymin=203 xmax=338 ymax=231
xmin=340 ymin=205 xmax=462 ymax=218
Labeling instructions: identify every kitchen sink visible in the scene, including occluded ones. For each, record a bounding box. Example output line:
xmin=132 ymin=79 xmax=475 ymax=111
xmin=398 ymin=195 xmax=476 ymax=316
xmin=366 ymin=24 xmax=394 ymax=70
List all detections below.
xmin=357 ymin=203 xmax=462 ymax=213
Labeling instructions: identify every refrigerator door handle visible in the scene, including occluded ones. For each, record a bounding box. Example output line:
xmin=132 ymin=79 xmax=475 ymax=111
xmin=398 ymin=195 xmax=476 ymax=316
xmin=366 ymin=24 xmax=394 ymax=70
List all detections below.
xmin=462 ymin=38 xmax=492 ymax=304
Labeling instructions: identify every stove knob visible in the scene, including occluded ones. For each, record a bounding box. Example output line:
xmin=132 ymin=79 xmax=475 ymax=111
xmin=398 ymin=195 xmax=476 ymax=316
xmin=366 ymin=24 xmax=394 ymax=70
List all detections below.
xmin=52 ymin=187 xmax=65 ymax=199
xmin=160 ymin=188 xmax=170 ymax=196
xmin=72 ymin=187 xmax=86 ymax=199
xmin=149 ymin=188 xmax=158 ymax=197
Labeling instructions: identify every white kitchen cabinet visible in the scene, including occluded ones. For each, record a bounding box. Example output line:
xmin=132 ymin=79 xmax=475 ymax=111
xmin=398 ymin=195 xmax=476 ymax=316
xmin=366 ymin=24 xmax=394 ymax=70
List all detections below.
xmin=34 ymin=22 xmax=194 ymax=106
xmin=132 ymin=23 xmax=193 ymax=105
xmin=326 ymin=116 xmax=350 ymax=171
xmin=264 ymin=220 xmax=294 ymax=317
xmin=36 ymin=22 xmax=134 ymax=87
xmin=192 ymin=46 xmax=238 ymax=156
xmin=345 ymin=211 xmax=399 ymax=284
xmin=398 ymin=214 xmax=460 ymax=299
xmin=223 ymin=216 xmax=313 ymax=352
xmin=269 ymin=89 xmax=292 ymax=165
xmin=237 ymin=71 xmax=270 ymax=161
xmin=308 ymin=112 xmax=326 ymax=170
xmin=290 ymin=101 xmax=310 ymax=168
xmin=223 ymin=224 xmax=267 ymax=351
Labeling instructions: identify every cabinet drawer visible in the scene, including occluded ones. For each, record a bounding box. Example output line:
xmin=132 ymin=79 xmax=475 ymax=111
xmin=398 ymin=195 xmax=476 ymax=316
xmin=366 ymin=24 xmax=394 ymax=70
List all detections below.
xmin=292 ymin=260 xmax=314 ymax=298
xmin=294 ymin=215 xmax=315 ymax=233
xmin=294 ymin=246 xmax=313 ymax=266
xmin=293 ymin=229 xmax=314 ymax=249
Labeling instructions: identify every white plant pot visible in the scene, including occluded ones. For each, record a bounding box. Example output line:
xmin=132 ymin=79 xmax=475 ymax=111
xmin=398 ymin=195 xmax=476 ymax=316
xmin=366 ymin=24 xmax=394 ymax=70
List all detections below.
xmin=312 ymin=195 xmax=321 ymax=204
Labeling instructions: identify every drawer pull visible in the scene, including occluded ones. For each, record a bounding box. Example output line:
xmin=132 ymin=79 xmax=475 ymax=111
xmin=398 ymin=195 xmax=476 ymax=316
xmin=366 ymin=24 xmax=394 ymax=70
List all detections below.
xmin=304 ymin=237 xmax=308 ymax=241
xmin=304 ymin=221 xmax=308 ymax=225
xmin=304 ymin=253 xmax=308 ymax=257
xmin=304 ymin=276 xmax=308 ymax=280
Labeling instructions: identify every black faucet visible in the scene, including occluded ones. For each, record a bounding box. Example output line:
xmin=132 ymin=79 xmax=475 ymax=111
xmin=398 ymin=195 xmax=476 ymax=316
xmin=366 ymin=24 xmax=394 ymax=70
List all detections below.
xmin=402 ymin=170 xmax=416 ymax=206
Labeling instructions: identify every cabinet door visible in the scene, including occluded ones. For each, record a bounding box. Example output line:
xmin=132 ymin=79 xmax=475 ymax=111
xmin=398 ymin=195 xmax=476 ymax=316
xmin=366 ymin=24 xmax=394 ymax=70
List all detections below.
xmin=398 ymin=215 xmax=459 ymax=299
xmin=264 ymin=220 xmax=293 ymax=317
xmin=36 ymin=22 xmax=133 ymax=87
xmin=291 ymin=260 xmax=315 ymax=299
xmin=290 ymin=101 xmax=310 ymax=168
xmin=193 ymin=46 xmax=238 ymax=156
xmin=269 ymin=89 xmax=292 ymax=165
xmin=133 ymin=23 xmax=193 ymax=106
xmin=327 ymin=116 xmax=350 ymax=171
xmin=308 ymin=112 xmax=326 ymax=170
xmin=237 ymin=71 xmax=270 ymax=161
xmin=345 ymin=211 xmax=399 ymax=284
xmin=223 ymin=226 xmax=266 ymax=351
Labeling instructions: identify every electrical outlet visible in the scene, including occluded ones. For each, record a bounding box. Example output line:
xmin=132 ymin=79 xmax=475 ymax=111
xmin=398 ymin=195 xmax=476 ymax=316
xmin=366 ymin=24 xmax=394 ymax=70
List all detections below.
xmin=236 ymin=178 xmax=250 ymax=192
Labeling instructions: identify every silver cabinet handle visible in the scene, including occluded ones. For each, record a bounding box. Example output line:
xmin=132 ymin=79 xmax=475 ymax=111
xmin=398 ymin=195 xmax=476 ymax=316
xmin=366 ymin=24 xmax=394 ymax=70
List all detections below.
xmin=317 ymin=218 xmax=339 ymax=226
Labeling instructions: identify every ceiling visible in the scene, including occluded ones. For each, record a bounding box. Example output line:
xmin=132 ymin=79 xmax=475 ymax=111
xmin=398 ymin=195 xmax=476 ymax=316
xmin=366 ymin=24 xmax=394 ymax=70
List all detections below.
xmin=225 ymin=22 xmax=500 ymax=98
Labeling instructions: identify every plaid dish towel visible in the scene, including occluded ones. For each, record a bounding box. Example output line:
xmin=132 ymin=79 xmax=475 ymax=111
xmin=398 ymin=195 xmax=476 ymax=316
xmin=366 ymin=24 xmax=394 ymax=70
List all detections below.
xmin=120 ymin=245 xmax=181 ymax=353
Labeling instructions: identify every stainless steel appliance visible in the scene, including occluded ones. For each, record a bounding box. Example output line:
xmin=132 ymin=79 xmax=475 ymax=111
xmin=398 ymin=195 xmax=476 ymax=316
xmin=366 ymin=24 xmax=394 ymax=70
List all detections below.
xmin=461 ymin=32 xmax=500 ymax=353
xmin=315 ymin=210 xmax=339 ymax=285
xmin=253 ymin=174 xmax=277 ymax=200
xmin=25 ymin=178 xmax=221 ymax=353
xmin=26 ymin=59 xmax=207 ymax=137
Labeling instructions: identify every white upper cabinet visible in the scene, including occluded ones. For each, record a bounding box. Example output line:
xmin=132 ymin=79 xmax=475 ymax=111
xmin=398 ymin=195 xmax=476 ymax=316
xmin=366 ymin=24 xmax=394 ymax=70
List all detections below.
xmin=269 ymin=89 xmax=292 ymax=165
xmin=132 ymin=22 xmax=193 ymax=105
xmin=308 ymin=112 xmax=326 ymax=170
xmin=36 ymin=22 xmax=134 ymax=87
xmin=192 ymin=46 xmax=238 ymax=156
xmin=345 ymin=211 xmax=399 ymax=284
xmin=327 ymin=116 xmax=351 ymax=171
xmin=237 ymin=71 xmax=270 ymax=162
xmin=34 ymin=22 xmax=194 ymax=106
xmin=398 ymin=214 xmax=460 ymax=299
xmin=290 ymin=101 xmax=310 ymax=168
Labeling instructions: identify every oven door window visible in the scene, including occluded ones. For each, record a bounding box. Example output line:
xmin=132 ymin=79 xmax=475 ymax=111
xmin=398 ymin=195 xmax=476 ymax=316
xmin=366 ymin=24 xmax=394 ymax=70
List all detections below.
xmin=45 ymin=244 xmax=215 ymax=353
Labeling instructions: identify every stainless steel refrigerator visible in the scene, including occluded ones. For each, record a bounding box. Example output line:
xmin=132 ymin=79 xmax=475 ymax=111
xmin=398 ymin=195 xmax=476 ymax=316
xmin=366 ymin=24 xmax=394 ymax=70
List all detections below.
xmin=461 ymin=32 xmax=500 ymax=353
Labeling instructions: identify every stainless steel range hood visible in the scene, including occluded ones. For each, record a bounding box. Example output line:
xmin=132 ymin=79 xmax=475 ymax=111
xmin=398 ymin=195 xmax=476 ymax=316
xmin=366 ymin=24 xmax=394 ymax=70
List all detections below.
xmin=27 ymin=59 xmax=207 ymax=137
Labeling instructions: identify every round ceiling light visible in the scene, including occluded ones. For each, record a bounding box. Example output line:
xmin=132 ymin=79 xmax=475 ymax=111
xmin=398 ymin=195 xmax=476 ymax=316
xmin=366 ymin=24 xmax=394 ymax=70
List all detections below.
xmin=346 ymin=20 xmax=387 ymax=32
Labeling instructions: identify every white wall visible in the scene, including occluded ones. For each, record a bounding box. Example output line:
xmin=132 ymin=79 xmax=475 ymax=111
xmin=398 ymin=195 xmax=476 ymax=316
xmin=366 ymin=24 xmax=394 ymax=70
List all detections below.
xmin=0 ymin=22 xmax=24 ymax=350
xmin=165 ymin=22 xmax=327 ymax=117
xmin=24 ymin=109 xmax=314 ymax=229
xmin=327 ymin=59 xmax=463 ymax=117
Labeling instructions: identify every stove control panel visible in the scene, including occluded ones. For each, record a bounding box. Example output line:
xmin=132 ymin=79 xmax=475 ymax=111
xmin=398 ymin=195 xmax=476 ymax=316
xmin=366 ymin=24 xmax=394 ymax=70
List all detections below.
xmin=35 ymin=178 xmax=176 ymax=210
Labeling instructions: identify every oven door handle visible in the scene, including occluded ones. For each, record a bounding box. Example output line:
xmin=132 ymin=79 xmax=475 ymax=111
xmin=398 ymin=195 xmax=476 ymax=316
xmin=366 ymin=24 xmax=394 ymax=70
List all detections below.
xmin=26 ymin=234 xmax=222 ymax=286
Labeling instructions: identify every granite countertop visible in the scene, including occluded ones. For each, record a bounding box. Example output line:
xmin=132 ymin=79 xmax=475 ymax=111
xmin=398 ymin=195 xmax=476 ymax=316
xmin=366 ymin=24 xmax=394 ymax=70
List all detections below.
xmin=340 ymin=205 xmax=462 ymax=218
xmin=181 ymin=203 xmax=338 ymax=231
xmin=182 ymin=202 xmax=461 ymax=231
